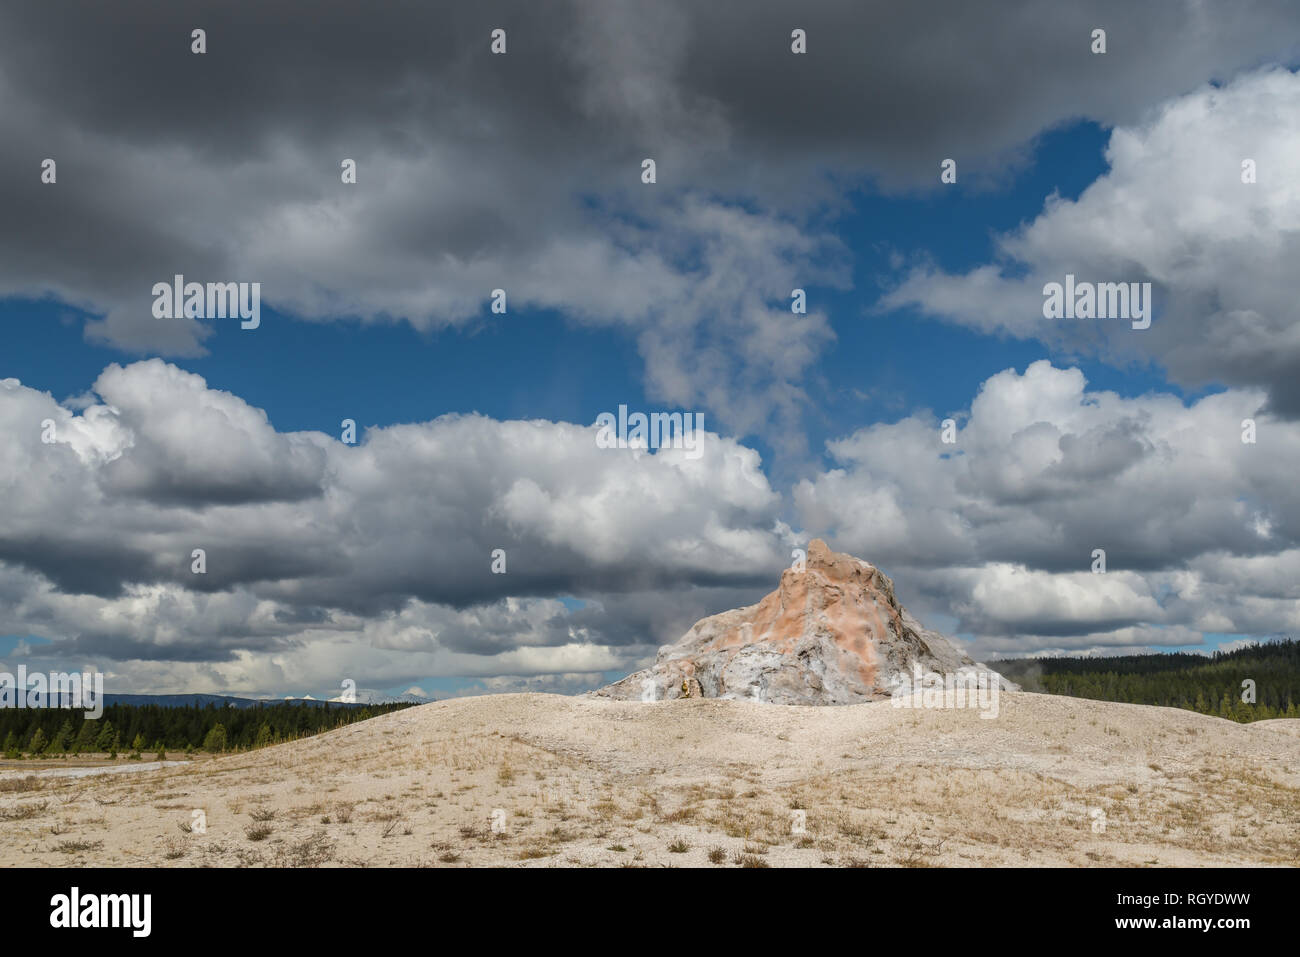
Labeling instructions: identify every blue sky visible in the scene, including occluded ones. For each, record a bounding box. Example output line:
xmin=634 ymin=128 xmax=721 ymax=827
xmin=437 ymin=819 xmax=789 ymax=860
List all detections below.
xmin=5 ymin=121 xmax=1168 ymax=464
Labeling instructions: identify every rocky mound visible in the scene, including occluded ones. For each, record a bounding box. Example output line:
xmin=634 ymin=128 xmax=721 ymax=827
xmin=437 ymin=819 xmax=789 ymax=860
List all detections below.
xmin=593 ymin=539 xmax=1016 ymax=705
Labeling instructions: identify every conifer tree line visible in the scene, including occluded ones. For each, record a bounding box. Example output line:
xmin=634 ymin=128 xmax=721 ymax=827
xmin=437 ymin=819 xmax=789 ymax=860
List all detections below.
xmin=0 ymin=700 xmax=414 ymax=759
xmin=993 ymin=638 xmax=1300 ymax=722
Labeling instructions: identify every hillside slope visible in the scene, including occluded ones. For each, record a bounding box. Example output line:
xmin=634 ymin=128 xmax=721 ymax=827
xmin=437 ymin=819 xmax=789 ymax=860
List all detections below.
xmin=0 ymin=693 xmax=1296 ymax=867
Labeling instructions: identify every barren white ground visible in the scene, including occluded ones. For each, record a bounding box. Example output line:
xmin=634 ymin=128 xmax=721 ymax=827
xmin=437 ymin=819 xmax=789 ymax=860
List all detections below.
xmin=1 ymin=692 xmax=1296 ymax=867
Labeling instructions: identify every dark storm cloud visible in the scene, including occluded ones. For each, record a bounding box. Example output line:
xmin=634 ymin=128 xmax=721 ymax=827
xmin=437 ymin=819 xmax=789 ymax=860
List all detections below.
xmin=562 ymin=584 xmax=770 ymax=648
xmin=665 ymin=0 xmax=1300 ymax=190
xmin=0 ymin=537 xmax=161 ymax=599
xmin=7 ymin=1 xmax=1294 ymax=176
xmin=2 ymin=1 xmax=1295 ymax=425
xmin=60 ymin=631 xmax=247 ymax=663
xmin=302 ymin=550 xmax=773 ymax=619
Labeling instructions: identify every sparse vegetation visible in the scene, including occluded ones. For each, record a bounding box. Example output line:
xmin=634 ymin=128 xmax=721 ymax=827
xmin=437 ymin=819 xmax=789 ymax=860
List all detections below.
xmin=53 ymin=839 xmax=103 ymax=854
xmin=0 ymin=800 xmax=48 ymax=820
xmin=274 ymin=829 xmax=334 ymax=867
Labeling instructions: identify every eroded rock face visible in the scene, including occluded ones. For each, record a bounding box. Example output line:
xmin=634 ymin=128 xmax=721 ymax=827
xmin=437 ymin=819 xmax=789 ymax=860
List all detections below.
xmin=592 ymin=539 xmax=1016 ymax=705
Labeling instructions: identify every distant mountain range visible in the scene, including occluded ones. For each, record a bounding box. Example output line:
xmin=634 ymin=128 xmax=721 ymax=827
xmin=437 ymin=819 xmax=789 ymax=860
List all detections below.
xmin=327 ymin=690 xmax=435 ymax=706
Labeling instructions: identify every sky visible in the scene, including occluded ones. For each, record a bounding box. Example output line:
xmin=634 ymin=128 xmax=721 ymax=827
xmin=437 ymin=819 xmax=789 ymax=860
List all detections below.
xmin=2 ymin=1 xmax=1299 ymax=700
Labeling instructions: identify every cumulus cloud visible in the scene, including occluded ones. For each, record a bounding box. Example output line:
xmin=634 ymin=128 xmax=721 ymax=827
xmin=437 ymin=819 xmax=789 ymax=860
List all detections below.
xmin=3 ymin=358 xmax=1299 ymax=688
xmin=0 ymin=361 xmax=787 ymax=691
xmin=795 ymin=360 xmax=1300 ymax=654
xmin=884 ymin=66 xmax=1300 ymax=417
xmin=91 ymin=361 xmax=329 ymax=505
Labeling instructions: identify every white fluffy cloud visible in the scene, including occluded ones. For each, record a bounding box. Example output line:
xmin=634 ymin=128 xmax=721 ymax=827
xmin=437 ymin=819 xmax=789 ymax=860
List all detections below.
xmin=885 ymin=66 xmax=1300 ymax=416
xmin=0 ymin=361 xmax=787 ymax=692
xmin=4 ymin=357 xmax=1299 ymax=689
xmin=795 ymin=360 xmax=1300 ymax=654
